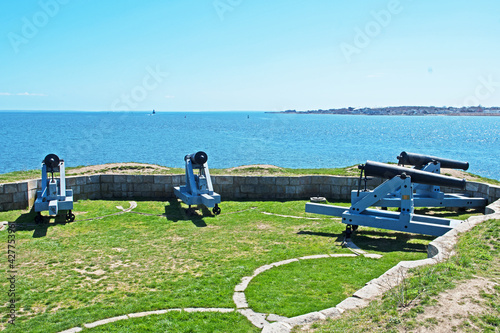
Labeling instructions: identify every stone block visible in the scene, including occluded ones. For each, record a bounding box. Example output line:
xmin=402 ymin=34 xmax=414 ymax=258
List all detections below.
xmin=75 ymin=177 xmax=86 ymax=185
xmin=153 ymin=175 xmax=168 ymax=184
xmin=171 ymin=175 xmax=181 ymax=185
xmin=303 ymin=185 xmax=320 ymax=196
xmin=284 ymin=185 xmax=296 ymax=194
xmin=240 ymin=185 xmax=256 ymax=193
xmin=289 ymin=177 xmax=301 ymax=186
xmin=4 ymin=184 xmax=18 ymax=194
xmin=275 ymin=177 xmax=289 ymax=186
xmin=72 ymin=186 xmax=81 ymax=195
xmin=465 ymin=182 xmax=479 ymax=192
xmin=336 ymin=297 xmax=370 ymax=311
xmin=320 ymin=307 xmax=342 ymax=318
xmin=152 ymin=184 xmax=165 ymax=192
xmin=319 ymin=184 xmax=331 ymax=195
xmin=310 ymin=176 xmax=326 ymax=185
xmin=259 ymin=177 xmax=276 ymax=185
xmin=110 ymin=183 xmax=121 ymax=192
xmin=214 ymin=176 xmax=233 ymax=185
xmin=346 ymin=177 xmax=360 ymax=187
xmin=299 ymin=176 xmax=311 ymax=185
xmin=143 ymin=175 xmax=154 ymax=184
xmin=27 ymin=179 xmax=38 ymax=190
xmin=13 ymin=192 xmax=27 ymax=203
xmin=0 ymin=184 xmax=4 ymax=194
xmin=87 ymin=192 xmax=100 ymax=200
xmin=87 ymin=175 xmax=100 ymax=184
xmin=261 ymin=322 xmax=293 ymax=333
xmin=134 ymin=183 xmax=152 ymax=193
xmin=84 ymin=184 xmax=100 ymax=194
xmin=232 ymin=177 xmax=245 ymax=186
xmin=275 ymin=185 xmax=285 ymax=196
xmin=284 ymin=312 xmax=326 ymax=327
xmin=101 ymin=175 xmax=113 ymax=183
xmin=245 ymin=177 xmax=259 ymax=185
xmin=101 ymin=183 xmax=109 ymax=192
xmin=17 ymin=182 xmax=28 ymax=192
xmin=0 ymin=193 xmax=14 ymax=204
xmin=113 ymin=175 xmax=127 ymax=184
xmin=66 ymin=177 xmax=77 ymax=186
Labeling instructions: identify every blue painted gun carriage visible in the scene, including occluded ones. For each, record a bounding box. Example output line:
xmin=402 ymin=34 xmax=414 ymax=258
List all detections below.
xmin=306 ymin=153 xmax=487 ymax=237
xmin=34 ymin=154 xmax=74 ymax=223
xmin=174 ymin=151 xmax=221 ymax=215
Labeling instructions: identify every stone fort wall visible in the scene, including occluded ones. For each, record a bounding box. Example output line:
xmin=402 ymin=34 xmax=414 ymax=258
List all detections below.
xmin=0 ymin=174 xmax=499 ymax=212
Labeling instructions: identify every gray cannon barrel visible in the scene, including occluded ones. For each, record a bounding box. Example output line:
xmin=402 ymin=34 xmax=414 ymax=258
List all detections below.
xmin=364 ymin=160 xmax=466 ymax=189
xmin=185 ymin=151 xmax=208 ymax=165
xmin=397 ymin=151 xmax=469 ymax=170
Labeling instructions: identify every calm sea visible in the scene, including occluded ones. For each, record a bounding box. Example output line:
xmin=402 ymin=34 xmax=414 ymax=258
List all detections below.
xmin=0 ymin=111 xmax=498 ymax=179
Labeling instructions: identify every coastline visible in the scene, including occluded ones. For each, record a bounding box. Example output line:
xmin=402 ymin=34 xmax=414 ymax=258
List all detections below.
xmin=266 ymin=112 xmax=500 ymax=116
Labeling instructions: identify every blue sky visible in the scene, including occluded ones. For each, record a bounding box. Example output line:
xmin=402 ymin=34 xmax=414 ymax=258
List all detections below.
xmin=1 ymin=0 xmax=499 ymax=111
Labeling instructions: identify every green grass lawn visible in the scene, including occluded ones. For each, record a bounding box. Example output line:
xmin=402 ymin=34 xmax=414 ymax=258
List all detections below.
xmin=0 ymin=200 xmax=479 ymax=332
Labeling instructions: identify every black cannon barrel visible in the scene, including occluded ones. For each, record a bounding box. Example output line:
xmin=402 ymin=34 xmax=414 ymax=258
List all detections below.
xmin=185 ymin=151 xmax=208 ymax=165
xmin=397 ymin=151 xmax=469 ymax=170
xmin=364 ymin=160 xmax=466 ymax=189
xmin=43 ymin=154 xmax=60 ymax=171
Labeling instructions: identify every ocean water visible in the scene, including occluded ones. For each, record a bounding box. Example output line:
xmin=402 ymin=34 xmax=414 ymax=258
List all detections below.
xmin=0 ymin=111 xmax=498 ymax=179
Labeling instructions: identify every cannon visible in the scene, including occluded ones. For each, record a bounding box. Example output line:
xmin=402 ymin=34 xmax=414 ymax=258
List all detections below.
xmin=305 ymin=161 xmax=478 ymax=237
xmin=397 ymin=151 xmax=469 ymax=170
xmin=34 ymin=154 xmax=74 ymax=223
xmin=355 ymin=153 xmax=485 ymax=209
xmin=173 ymin=151 xmax=221 ymax=215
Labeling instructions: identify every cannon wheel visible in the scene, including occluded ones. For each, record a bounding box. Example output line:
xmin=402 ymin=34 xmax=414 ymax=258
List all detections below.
xmin=66 ymin=210 xmax=75 ymax=222
xmin=212 ymin=204 xmax=221 ymax=215
xmin=34 ymin=213 xmax=44 ymax=224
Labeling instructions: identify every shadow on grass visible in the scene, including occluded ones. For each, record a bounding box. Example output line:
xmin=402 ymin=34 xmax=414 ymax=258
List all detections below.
xmin=298 ymin=228 xmax=433 ymax=254
xmin=164 ymin=199 xmax=209 ymax=227
xmin=352 ymin=231 xmax=431 ymax=253
xmin=9 ymin=206 xmax=73 ymax=238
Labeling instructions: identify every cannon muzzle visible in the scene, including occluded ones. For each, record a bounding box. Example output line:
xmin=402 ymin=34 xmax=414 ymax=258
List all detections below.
xmin=43 ymin=154 xmax=60 ymax=172
xmin=364 ymin=160 xmax=466 ymax=189
xmin=185 ymin=151 xmax=208 ymax=165
xmin=397 ymin=151 xmax=469 ymax=170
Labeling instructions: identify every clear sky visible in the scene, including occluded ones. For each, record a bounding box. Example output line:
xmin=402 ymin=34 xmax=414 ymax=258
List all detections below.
xmin=1 ymin=0 xmax=499 ymax=111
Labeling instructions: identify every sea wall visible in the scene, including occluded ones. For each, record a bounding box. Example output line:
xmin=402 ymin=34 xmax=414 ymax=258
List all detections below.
xmin=1 ymin=174 xmax=499 ymax=212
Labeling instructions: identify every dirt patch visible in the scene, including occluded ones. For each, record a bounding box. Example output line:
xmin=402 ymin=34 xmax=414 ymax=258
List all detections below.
xmin=67 ymin=163 xmax=170 ymax=176
xmin=401 ymin=277 xmax=498 ymax=332
xmin=226 ymin=164 xmax=283 ymax=172
xmin=440 ymin=168 xmax=481 ymax=182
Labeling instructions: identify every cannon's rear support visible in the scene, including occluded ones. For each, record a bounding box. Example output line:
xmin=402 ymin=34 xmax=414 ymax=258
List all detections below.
xmin=305 ymin=161 xmax=472 ymax=237
xmin=174 ymin=151 xmax=221 ymax=215
xmin=34 ymin=154 xmax=74 ymax=223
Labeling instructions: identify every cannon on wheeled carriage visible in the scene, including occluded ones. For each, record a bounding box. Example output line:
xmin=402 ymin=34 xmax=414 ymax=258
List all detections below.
xmin=173 ymin=151 xmax=221 ymax=215
xmin=34 ymin=154 xmax=74 ymax=223
xmin=306 ymin=160 xmax=485 ymax=237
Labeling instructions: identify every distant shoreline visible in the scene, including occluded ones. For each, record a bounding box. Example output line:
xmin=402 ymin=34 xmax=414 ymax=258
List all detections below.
xmin=267 ymin=106 xmax=500 ymax=116
xmin=266 ymin=112 xmax=500 ymax=116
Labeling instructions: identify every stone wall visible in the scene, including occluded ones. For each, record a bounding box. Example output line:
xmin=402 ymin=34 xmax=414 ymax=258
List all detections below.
xmin=1 ymin=174 xmax=499 ymax=212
